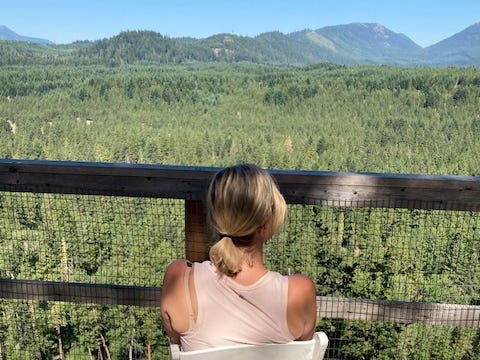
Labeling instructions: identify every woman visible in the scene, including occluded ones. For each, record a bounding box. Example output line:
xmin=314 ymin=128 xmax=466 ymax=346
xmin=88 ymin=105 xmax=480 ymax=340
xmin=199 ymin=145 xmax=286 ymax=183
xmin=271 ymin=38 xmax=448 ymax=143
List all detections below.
xmin=161 ymin=163 xmax=316 ymax=351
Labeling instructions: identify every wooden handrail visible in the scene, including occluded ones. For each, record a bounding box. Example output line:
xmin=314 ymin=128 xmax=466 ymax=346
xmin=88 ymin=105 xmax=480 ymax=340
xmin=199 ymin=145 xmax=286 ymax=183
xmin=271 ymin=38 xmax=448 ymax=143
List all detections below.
xmin=1 ymin=159 xmax=480 ymax=210
xmin=1 ymin=279 xmax=479 ymax=327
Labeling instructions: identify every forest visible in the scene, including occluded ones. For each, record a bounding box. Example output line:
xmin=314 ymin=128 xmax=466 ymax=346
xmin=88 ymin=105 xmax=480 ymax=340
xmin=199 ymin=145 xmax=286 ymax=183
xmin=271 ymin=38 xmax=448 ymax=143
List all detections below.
xmin=1 ymin=63 xmax=479 ymax=175
xmin=0 ymin=62 xmax=480 ymax=359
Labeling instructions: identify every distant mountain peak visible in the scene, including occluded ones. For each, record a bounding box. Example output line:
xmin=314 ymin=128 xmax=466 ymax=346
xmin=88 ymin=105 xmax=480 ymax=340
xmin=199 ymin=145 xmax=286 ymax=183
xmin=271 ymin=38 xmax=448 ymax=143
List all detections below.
xmin=358 ymin=22 xmax=385 ymax=29
xmin=0 ymin=25 xmax=53 ymax=44
xmin=354 ymin=23 xmax=395 ymax=39
xmin=372 ymin=23 xmax=389 ymax=37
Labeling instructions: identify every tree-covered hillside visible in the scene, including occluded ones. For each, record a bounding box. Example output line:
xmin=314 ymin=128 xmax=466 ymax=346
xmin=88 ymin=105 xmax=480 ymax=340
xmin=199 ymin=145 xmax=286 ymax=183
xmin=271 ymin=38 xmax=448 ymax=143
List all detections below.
xmin=1 ymin=63 xmax=480 ymax=359
xmin=0 ymin=63 xmax=479 ymax=176
xmin=1 ymin=22 xmax=480 ymax=66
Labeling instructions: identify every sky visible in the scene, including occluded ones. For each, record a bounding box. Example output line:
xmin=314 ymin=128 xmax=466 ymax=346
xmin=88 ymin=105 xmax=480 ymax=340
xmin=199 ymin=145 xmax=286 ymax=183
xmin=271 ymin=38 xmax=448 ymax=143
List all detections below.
xmin=1 ymin=0 xmax=479 ymax=48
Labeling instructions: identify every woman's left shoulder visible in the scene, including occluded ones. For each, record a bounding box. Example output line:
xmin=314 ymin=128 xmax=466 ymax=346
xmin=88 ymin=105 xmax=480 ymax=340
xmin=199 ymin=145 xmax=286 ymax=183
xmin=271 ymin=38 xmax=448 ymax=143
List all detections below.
xmin=163 ymin=259 xmax=192 ymax=285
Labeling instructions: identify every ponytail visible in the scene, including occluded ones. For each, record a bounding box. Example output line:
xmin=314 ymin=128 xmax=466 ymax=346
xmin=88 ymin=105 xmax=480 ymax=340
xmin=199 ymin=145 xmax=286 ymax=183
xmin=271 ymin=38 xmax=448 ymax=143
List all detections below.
xmin=209 ymin=235 xmax=242 ymax=276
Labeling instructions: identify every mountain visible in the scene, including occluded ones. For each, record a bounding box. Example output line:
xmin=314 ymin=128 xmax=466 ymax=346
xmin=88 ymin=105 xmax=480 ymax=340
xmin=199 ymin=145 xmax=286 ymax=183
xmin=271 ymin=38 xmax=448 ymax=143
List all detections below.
xmin=311 ymin=23 xmax=423 ymax=65
xmin=198 ymin=32 xmax=314 ymax=64
xmin=286 ymin=30 xmax=354 ymax=64
xmin=182 ymin=22 xmax=480 ymax=66
xmin=1 ymin=23 xmax=480 ymax=67
xmin=0 ymin=25 xmax=53 ymax=45
xmin=74 ymin=30 xmax=214 ymax=65
xmin=424 ymin=22 xmax=480 ymax=66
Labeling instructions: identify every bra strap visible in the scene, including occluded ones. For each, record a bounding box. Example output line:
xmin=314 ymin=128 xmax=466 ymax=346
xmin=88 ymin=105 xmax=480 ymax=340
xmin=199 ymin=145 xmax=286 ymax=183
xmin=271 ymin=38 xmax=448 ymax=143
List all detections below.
xmin=183 ymin=262 xmax=195 ymax=331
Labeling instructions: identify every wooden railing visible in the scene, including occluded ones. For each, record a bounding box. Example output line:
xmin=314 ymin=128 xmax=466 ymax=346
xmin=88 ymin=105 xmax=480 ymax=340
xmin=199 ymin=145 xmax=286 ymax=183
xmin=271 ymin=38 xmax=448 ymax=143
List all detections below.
xmin=1 ymin=159 xmax=480 ymax=327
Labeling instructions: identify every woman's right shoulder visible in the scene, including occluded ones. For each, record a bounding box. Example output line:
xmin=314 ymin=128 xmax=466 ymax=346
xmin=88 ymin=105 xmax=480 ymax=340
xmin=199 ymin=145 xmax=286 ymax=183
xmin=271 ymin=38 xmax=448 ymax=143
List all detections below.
xmin=287 ymin=274 xmax=315 ymax=297
xmin=286 ymin=274 xmax=316 ymax=340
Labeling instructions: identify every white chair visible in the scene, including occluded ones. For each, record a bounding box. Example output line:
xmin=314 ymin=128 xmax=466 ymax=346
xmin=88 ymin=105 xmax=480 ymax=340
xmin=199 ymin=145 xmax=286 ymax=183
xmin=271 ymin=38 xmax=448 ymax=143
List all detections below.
xmin=169 ymin=331 xmax=328 ymax=360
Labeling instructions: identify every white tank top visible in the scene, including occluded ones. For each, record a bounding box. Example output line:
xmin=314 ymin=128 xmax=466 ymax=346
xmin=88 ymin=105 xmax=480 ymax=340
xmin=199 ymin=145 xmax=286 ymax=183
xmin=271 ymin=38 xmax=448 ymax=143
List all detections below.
xmin=180 ymin=261 xmax=294 ymax=351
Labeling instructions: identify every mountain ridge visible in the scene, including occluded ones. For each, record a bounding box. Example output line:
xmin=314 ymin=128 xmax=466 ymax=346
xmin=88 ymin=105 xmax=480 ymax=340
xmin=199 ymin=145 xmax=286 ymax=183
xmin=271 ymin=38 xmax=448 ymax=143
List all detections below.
xmin=1 ymin=23 xmax=479 ymax=67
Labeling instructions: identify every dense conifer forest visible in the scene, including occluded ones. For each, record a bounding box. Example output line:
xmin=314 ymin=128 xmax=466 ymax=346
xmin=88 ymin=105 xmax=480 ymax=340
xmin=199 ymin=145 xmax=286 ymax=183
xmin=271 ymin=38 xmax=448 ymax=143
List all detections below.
xmin=1 ymin=63 xmax=479 ymax=174
xmin=1 ymin=62 xmax=480 ymax=359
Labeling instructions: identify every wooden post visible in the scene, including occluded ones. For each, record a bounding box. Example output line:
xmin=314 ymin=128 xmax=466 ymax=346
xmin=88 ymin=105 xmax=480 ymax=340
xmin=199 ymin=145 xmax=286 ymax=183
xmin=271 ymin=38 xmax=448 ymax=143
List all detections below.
xmin=185 ymin=200 xmax=210 ymax=262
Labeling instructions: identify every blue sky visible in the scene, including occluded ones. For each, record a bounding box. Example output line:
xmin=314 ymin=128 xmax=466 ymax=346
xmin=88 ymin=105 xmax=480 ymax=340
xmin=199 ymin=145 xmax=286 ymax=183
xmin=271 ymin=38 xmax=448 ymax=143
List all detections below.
xmin=2 ymin=0 xmax=479 ymax=47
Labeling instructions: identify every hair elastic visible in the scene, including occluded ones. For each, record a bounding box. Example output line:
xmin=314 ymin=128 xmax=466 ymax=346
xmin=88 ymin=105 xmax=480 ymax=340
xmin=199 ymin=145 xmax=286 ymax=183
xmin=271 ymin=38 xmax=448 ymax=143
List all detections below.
xmin=218 ymin=233 xmax=252 ymax=244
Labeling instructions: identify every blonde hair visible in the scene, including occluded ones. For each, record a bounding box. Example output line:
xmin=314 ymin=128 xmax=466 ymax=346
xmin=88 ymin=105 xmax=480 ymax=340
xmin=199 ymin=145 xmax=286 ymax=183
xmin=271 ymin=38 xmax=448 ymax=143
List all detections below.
xmin=207 ymin=164 xmax=286 ymax=276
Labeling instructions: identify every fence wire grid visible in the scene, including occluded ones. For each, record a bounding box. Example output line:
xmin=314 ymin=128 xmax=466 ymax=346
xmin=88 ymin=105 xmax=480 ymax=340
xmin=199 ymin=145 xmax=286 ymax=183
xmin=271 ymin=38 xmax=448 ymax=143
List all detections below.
xmin=0 ymin=191 xmax=479 ymax=359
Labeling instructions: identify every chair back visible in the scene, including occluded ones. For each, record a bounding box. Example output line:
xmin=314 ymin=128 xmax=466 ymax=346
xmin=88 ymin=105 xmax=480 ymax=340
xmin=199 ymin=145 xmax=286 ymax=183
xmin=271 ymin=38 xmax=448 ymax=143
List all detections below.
xmin=169 ymin=331 xmax=328 ymax=360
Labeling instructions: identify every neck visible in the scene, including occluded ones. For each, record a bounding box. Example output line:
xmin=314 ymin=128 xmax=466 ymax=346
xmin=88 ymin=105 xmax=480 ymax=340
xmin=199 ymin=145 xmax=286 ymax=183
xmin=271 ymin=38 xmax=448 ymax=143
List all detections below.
xmin=232 ymin=247 xmax=267 ymax=285
xmin=239 ymin=243 xmax=265 ymax=270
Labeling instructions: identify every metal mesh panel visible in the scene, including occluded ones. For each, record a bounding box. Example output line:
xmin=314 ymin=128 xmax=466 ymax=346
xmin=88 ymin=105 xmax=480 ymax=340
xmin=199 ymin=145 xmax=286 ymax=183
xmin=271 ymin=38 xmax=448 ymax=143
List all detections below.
xmin=267 ymin=204 xmax=480 ymax=303
xmin=1 ymin=192 xmax=480 ymax=359
xmin=265 ymin=203 xmax=480 ymax=359
xmin=0 ymin=192 xmax=184 ymax=285
xmin=0 ymin=300 xmax=170 ymax=359
xmin=0 ymin=191 xmax=183 ymax=359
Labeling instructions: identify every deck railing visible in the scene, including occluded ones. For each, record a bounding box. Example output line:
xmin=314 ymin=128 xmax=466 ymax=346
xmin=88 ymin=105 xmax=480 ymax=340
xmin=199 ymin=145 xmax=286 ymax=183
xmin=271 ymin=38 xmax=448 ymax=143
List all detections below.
xmin=1 ymin=159 xmax=479 ymax=359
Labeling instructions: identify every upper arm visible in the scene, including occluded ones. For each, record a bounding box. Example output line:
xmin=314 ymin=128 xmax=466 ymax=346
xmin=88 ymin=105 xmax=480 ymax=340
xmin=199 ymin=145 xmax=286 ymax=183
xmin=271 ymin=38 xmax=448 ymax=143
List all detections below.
xmin=287 ymin=275 xmax=317 ymax=341
xmin=161 ymin=259 xmax=189 ymax=343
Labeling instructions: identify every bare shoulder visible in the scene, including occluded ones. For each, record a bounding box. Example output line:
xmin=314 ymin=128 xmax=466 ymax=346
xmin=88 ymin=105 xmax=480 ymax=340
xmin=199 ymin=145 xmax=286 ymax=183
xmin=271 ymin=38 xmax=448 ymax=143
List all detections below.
xmin=161 ymin=259 xmax=191 ymax=308
xmin=163 ymin=259 xmax=190 ymax=284
xmin=166 ymin=258 xmax=191 ymax=273
xmin=161 ymin=259 xmax=192 ymax=344
xmin=288 ymin=274 xmax=316 ymax=298
xmin=287 ymin=274 xmax=316 ymax=340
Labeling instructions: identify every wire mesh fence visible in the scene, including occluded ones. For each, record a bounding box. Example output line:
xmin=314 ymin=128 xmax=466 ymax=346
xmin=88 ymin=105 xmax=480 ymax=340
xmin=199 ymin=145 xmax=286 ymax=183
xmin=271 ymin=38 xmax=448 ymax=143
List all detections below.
xmin=0 ymin=192 xmax=183 ymax=359
xmin=0 ymin=187 xmax=479 ymax=358
xmin=266 ymin=203 xmax=480 ymax=359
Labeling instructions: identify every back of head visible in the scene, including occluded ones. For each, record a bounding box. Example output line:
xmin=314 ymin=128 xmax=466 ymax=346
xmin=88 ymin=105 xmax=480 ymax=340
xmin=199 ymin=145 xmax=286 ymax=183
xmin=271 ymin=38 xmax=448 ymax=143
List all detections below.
xmin=207 ymin=163 xmax=286 ymax=276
